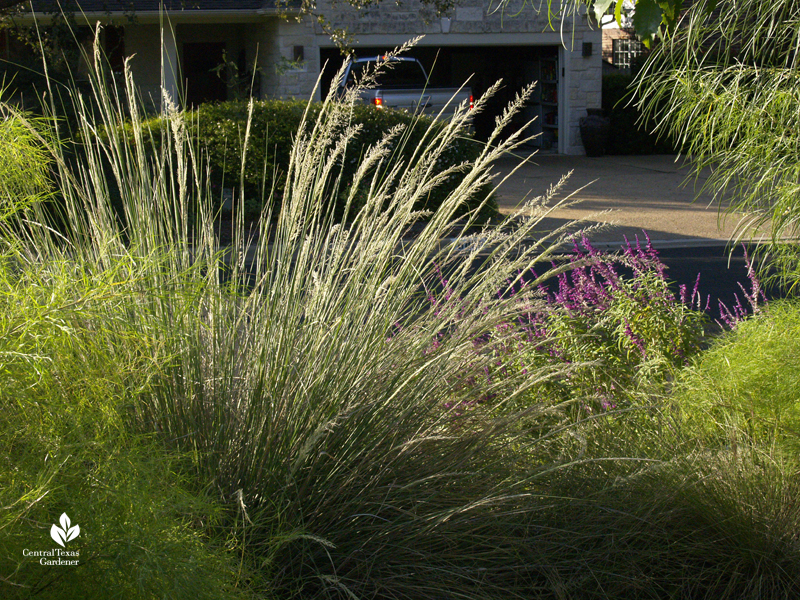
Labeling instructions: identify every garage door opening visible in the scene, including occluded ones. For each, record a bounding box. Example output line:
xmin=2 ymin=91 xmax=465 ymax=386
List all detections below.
xmin=319 ymin=45 xmax=561 ymax=151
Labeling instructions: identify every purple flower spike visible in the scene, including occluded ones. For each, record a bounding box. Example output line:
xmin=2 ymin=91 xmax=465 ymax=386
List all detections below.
xmin=623 ymin=319 xmax=647 ymax=358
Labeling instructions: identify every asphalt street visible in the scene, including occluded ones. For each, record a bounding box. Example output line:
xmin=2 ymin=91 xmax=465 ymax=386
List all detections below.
xmin=490 ymin=151 xmax=784 ymax=315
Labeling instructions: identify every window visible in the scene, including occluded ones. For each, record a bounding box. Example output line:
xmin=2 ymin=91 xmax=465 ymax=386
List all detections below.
xmin=612 ymin=38 xmax=646 ymax=70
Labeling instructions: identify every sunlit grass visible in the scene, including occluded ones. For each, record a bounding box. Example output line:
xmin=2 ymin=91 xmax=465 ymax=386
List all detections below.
xmin=2 ymin=22 xmax=800 ymax=600
xmin=0 ymin=31 xmax=594 ymax=599
xmin=636 ymin=0 xmax=800 ymax=284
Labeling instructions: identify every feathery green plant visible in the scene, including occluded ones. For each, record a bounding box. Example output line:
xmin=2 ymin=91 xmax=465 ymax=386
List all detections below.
xmin=674 ymin=300 xmax=800 ymax=455
xmin=636 ymin=0 xmax=800 ymax=286
xmin=0 ymin=113 xmax=255 ymax=598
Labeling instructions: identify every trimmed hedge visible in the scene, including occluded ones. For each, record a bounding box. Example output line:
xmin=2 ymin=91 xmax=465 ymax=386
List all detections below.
xmin=602 ymin=73 xmax=680 ymax=155
xmin=126 ymin=99 xmax=494 ymax=222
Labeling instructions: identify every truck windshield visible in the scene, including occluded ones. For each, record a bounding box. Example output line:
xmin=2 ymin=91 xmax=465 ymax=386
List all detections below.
xmin=346 ymin=60 xmax=427 ymax=89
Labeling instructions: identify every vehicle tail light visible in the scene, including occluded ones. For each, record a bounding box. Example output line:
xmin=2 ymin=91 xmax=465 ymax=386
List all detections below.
xmin=372 ymin=97 xmax=384 ymax=110
xmin=469 ymin=94 xmax=474 ymax=110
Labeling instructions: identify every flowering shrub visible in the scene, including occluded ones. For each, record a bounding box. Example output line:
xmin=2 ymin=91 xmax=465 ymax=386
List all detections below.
xmin=436 ymin=234 xmax=710 ymax=416
xmin=716 ymin=246 xmax=767 ymax=328
xmin=542 ymin=235 xmax=707 ymax=405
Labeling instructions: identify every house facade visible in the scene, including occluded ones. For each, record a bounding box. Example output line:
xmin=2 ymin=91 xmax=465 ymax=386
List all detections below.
xmin=24 ymin=0 xmax=602 ymax=154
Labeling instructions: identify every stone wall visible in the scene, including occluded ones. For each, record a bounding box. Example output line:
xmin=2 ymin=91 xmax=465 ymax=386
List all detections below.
xmin=564 ymin=30 xmax=603 ymax=154
xmin=260 ymin=18 xmax=321 ymax=99
xmin=313 ymin=0 xmax=555 ymax=36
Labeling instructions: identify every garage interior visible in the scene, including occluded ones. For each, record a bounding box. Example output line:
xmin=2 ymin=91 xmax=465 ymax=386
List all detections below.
xmin=319 ymin=45 xmax=561 ymax=150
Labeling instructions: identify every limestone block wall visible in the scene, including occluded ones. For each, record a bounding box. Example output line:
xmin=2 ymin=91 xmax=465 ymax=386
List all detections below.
xmin=259 ymin=17 xmax=321 ymax=100
xmin=313 ymin=0 xmax=555 ymax=36
xmin=563 ymin=29 xmax=603 ymax=154
xmin=255 ymin=20 xmax=281 ymax=98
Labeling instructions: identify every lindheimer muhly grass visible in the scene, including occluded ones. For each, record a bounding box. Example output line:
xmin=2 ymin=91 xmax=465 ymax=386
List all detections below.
xmin=0 ymin=29 xmax=602 ymax=599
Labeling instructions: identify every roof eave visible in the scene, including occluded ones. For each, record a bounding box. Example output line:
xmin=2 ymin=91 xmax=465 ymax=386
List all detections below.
xmin=15 ymin=7 xmax=292 ymax=25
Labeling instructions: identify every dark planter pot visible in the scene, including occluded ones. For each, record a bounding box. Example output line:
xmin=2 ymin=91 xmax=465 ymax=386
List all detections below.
xmin=579 ymin=108 xmax=610 ymax=157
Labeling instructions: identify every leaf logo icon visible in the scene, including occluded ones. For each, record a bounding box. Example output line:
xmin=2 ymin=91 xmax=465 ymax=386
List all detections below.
xmin=50 ymin=513 xmax=80 ymax=547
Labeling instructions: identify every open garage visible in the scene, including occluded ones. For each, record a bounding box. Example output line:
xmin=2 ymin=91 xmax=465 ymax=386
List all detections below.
xmin=319 ymin=44 xmax=563 ymax=149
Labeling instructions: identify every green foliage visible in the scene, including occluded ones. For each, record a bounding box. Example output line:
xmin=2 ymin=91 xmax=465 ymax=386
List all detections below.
xmin=7 ymin=24 xmax=800 ymax=600
xmin=602 ymin=73 xmax=679 ymax=155
xmin=675 ymin=300 xmax=800 ymax=455
xmin=0 ymin=113 xmax=254 ymax=600
xmin=528 ymin=300 xmax=800 ymax=599
xmin=459 ymin=297 xmax=800 ymax=600
xmin=0 ymin=110 xmax=53 ymax=221
xmin=124 ymin=98 xmax=493 ymax=222
xmin=636 ymin=0 xmax=800 ymax=284
xmin=544 ymin=268 xmax=703 ymax=404
xmin=530 ymin=446 xmax=800 ymax=599
xmin=481 ymin=302 xmax=800 ymax=600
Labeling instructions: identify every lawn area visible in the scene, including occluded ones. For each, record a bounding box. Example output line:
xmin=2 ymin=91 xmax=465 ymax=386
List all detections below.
xmin=2 ymin=42 xmax=799 ymax=600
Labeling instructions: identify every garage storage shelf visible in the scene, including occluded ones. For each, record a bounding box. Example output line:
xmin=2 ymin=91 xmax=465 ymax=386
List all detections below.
xmin=536 ymin=56 xmax=559 ymax=151
xmin=525 ymin=52 xmax=561 ymax=152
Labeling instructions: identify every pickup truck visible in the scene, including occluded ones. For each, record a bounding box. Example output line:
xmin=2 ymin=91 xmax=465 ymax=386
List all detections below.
xmin=338 ymin=56 xmax=473 ymax=118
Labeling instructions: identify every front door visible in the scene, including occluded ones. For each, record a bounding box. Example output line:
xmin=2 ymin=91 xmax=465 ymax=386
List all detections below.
xmin=183 ymin=42 xmax=227 ymax=106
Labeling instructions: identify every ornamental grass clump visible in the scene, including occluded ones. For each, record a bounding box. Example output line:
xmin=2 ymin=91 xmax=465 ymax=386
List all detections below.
xmin=0 ymin=31 xmax=603 ymax=599
xmin=636 ymin=0 xmax=800 ymax=285
xmin=0 ymin=100 xmax=257 ymax=600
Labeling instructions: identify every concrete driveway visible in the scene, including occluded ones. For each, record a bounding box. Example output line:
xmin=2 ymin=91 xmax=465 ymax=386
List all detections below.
xmin=491 ymin=152 xmax=767 ymax=249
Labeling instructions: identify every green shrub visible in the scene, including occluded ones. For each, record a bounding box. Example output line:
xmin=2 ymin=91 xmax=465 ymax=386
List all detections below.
xmin=603 ymin=73 xmax=680 ymax=155
xmin=522 ymin=299 xmax=800 ymax=599
xmin=123 ymin=98 xmax=494 ymax=222
xmin=674 ymin=299 xmax=800 ymax=455
xmin=487 ymin=300 xmax=800 ymax=600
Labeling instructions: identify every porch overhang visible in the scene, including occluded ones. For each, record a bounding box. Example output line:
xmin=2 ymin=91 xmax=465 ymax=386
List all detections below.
xmin=17 ymin=1 xmax=299 ymax=25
